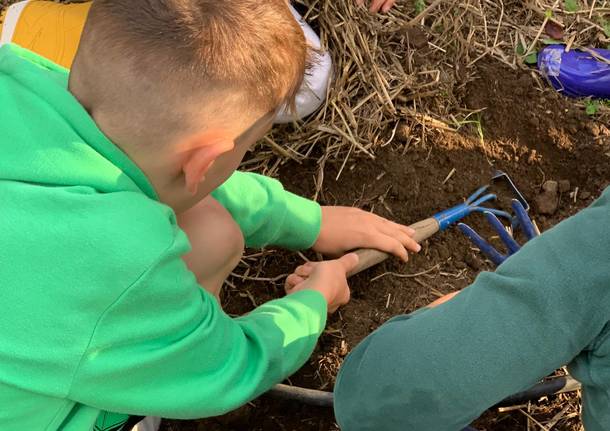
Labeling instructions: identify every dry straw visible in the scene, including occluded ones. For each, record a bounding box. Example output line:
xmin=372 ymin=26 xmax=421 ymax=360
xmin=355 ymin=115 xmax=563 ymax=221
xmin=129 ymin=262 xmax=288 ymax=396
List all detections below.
xmin=252 ymin=0 xmax=610 ymax=192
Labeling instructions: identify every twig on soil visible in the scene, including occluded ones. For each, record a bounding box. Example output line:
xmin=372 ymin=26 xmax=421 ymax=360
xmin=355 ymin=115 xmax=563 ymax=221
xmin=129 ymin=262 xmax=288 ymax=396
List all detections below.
xmin=229 ymin=272 xmax=288 ymax=282
xmin=442 ymin=167 xmax=457 ymax=184
xmin=546 ymin=403 xmax=575 ymax=429
xmin=370 ymin=263 xmax=441 ymax=282
xmin=519 ymin=407 xmax=550 ymax=431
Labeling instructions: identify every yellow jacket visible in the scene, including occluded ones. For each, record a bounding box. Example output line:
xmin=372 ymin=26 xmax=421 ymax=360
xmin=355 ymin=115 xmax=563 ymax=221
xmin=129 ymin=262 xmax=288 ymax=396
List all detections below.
xmin=0 ymin=0 xmax=91 ymax=69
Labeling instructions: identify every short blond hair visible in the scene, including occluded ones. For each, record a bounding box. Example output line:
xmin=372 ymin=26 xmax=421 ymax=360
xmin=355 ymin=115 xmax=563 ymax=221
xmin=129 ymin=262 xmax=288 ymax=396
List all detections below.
xmin=74 ymin=0 xmax=307 ymax=122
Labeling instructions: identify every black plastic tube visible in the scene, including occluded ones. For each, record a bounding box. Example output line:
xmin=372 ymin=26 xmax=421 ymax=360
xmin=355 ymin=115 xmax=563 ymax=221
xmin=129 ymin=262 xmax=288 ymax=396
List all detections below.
xmin=494 ymin=375 xmax=580 ymax=407
xmin=268 ymin=375 xmax=581 ymax=409
xmin=268 ymin=384 xmax=334 ymax=407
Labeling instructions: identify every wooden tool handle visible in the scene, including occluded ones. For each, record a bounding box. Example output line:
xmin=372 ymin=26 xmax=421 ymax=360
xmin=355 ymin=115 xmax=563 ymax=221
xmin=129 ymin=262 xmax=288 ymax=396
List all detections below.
xmin=348 ymin=217 xmax=440 ymax=277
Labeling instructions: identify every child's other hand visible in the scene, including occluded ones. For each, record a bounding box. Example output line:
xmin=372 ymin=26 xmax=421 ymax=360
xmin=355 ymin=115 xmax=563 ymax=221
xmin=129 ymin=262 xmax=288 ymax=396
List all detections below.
xmin=356 ymin=0 xmax=397 ymax=13
xmin=285 ymin=253 xmax=359 ymax=313
xmin=428 ymin=291 xmax=459 ymax=308
xmin=313 ymin=206 xmax=421 ymax=262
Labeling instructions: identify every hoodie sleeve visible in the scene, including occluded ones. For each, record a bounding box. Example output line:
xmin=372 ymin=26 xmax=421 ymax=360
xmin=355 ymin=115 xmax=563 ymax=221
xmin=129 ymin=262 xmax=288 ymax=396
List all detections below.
xmin=67 ymin=228 xmax=327 ymax=419
xmin=211 ymin=171 xmax=321 ymax=250
xmin=333 ymin=188 xmax=610 ymax=431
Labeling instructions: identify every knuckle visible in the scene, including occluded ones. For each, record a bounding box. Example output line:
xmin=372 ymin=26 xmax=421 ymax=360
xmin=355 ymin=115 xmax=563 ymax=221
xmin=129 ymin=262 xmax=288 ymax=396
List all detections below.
xmin=358 ymin=231 xmax=370 ymax=243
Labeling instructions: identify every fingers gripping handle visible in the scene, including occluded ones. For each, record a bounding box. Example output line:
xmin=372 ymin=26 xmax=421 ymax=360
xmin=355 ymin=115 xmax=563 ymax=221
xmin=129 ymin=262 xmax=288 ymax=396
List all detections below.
xmin=349 ymin=249 xmax=391 ymax=277
xmin=408 ymin=217 xmax=443 ymax=243
xmin=348 ymin=218 xmax=440 ymax=277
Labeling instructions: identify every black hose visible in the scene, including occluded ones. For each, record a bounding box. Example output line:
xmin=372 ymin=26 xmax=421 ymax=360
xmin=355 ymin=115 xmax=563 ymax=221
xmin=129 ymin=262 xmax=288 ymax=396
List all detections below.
xmin=268 ymin=384 xmax=334 ymax=407
xmin=494 ymin=375 xmax=581 ymax=407
xmin=268 ymin=374 xmax=581 ymax=409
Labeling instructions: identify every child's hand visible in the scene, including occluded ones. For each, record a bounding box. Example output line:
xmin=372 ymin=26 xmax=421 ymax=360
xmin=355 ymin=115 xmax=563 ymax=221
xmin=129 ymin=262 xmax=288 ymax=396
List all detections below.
xmin=356 ymin=0 xmax=397 ymax=13
xmin=428 ymin=291 xmax=459 ymax=308
xmin=285 ymin=253 xmax=359 ymax=313
xmin=313 ymin=206 xmax=421 ymax=262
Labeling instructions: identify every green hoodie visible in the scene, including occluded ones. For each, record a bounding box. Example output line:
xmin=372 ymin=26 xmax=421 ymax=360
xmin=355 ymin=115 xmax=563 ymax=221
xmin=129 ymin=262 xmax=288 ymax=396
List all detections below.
xmin=0 ymin=44 xmax=326 ymax=431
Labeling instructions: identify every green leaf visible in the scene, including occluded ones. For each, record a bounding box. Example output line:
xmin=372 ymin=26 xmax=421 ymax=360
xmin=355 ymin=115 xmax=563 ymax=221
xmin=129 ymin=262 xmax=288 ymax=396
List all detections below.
xmin=602 ymin=20 xmax=610 ymax=38
xmin=414 ymin=0 xmax=426 ymax=14
xmin=545 ymin=9 xmax=553 ymax=18
xmin=525 ymin=51 xmax=539 ymax=65
xmin=564 ymin=0 xmax=579 ymax=12
xmin=516 ymin=44 xmax=538 ymax=64
xmin=585 ymin=101 xmax=599 ymax=116
xmin=542 ymin=38 xmax=563 ymax=45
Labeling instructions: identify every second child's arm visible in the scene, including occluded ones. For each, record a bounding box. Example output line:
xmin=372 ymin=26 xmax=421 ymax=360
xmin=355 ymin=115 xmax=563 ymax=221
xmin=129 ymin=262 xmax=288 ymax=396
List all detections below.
xmin=334 ymin=188 xmax=610 ymax=431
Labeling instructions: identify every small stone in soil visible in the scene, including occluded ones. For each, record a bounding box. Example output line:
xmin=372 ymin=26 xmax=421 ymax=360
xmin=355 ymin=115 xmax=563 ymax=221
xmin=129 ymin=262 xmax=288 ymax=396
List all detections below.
xmin=559 ymin=180 xmax=571 ymax=193
xmin=580 ymin=191 xmax=592 ymax=200
xmin=397 ymin=122 xmax=411 ymax=142
xmin=542 ymin=180 xmax=559 ymax=194
xmin=535 ymin=192 xmax=559 ymax=215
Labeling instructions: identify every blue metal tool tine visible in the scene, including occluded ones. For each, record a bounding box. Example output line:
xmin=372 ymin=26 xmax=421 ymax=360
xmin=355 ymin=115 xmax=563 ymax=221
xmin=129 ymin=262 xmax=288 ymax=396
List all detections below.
xmin=470 ymin=206 xmax=513 ymax=222
xmin=465 ymin=185 xmax=490 ymax=204
xmin=512 ymin=199 xmax=538 ymax=239
xmin=484 ymin=211 xmax=521 ymax=254
xmin=471 ymin=193 xmax=497 ymax=207
xmin=458 ymin=223 xmax=507 ymax=266
xmin=492 ymin=170 xmax=530 ymax=211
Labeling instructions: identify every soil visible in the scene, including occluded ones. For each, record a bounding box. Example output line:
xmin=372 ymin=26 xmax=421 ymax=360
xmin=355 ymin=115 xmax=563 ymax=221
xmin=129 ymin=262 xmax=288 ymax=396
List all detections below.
xmin=162 ymin=62 xmax=610 ymax=431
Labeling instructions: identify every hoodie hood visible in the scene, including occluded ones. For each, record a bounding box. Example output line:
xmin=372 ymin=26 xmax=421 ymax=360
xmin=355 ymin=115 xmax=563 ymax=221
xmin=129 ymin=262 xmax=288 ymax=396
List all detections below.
xmin=0 ymin=43 xmax=156 ymax=199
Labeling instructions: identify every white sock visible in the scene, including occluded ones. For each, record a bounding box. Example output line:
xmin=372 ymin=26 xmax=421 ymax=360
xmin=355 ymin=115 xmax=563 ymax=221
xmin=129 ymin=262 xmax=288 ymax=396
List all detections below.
xmin=131 ymin=416 xmax=161 ymax=431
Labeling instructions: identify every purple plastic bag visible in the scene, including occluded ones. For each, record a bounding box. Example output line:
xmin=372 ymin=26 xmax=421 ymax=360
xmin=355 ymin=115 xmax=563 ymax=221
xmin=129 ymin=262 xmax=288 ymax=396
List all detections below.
xmin=538 ymin=44 xmax=610 ymax=98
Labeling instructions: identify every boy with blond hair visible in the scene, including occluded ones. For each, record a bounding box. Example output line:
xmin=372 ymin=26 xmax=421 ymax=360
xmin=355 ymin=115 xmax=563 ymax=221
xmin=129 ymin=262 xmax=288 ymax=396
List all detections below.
xmin=0 ymin=1 xmax=417 ymax=430
xmin=0 ymin=0 xmax=395 ymax=124
xmin=0 ymin=0 xmax=332 ymax=123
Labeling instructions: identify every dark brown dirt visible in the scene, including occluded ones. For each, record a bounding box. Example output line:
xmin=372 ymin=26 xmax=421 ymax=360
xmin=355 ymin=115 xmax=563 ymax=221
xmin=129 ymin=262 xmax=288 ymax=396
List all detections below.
xmin=162 ymin=61 xmax=610 ymax=431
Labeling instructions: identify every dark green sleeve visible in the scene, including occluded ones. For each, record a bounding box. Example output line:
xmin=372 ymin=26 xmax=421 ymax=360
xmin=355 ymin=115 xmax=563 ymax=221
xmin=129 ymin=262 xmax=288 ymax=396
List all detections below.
xmin=334 ymin=188 xmax=610 ymax=431
xmin=212 ymin=171 xmax=321 ymax=250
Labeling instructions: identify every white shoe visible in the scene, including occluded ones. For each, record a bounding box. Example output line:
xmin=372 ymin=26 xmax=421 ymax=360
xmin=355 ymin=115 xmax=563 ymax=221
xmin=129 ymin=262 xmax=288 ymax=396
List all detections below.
xmin=131 ymin=416 xmax=161 ymax=431
xmin=274 ymin=3 xmax=333 ymax=123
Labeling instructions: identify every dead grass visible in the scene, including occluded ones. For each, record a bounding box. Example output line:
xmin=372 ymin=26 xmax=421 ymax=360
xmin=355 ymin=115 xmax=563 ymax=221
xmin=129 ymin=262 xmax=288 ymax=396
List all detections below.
xmin=255 ymin=0 xmax=610 ymax=186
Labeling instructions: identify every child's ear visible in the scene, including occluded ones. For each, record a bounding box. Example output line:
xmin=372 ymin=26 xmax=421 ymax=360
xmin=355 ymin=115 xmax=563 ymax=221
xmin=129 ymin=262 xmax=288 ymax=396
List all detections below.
xmin=182 ymin=132 xmax=235 ymax=195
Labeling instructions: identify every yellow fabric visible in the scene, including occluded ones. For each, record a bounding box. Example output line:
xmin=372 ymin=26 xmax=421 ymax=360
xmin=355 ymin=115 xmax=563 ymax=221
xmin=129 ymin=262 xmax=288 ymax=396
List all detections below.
xmin=0 ymin=9 xmax=6 ymax=37
xmin=1 ymin=1 xmax=90 ymax=69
